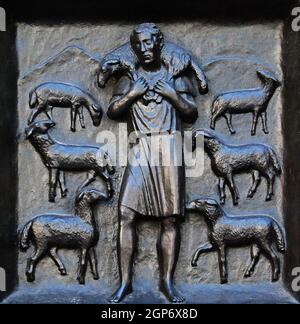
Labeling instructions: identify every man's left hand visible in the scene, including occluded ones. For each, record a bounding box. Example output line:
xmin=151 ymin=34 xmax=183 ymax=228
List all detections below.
xmin=154 ymin=80 xmax=177 ymax=100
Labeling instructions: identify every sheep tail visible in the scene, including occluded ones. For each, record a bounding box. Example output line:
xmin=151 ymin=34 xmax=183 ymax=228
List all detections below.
xmin=272 ymin=220 xmax=286 ymax=253
xmin=19 ymin=220 xmax=33 ymax=251
xmin=29 ymin=89 xmax=38 ymax=109
xmin=269 ymin=148 xmax=282 ymax=175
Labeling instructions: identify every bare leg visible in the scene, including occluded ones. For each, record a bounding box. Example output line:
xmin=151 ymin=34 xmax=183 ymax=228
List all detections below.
xmin=109 ymin=206 xmax=137 ymax=303
xmin=218 ymin=178 xmax=226 ymax=205
xmin=224 ymin=114 xmax=236 ymax=134
xmin=49 ymin=168 xmax=58 ymax=202
xmin=77 ymin=248 xmax=88 ymax=285
xmin=247 ymin=171 xmax=262 ymax=198
xmin=191 ymin=242 xmax=215 ymax=267
xmin=88 ymin=248 xmax=99 ymax=280
xmin=49 ymin=247 xmax=67 ymax=275
xmin=251 ymin=111 xmax=259 ymax=136
xmin=58 ymin=171 xmax=68 ymax=198
xmin=218 ymin=245 xmax=228 ymax=284
xmin=158 ymin=217 xmax=185 ymax=303
xmin=244 ymin=245 xmax=261 ymax=278
xmin=26 ymin=246 xmax=47 ymax=282
xmin=261 ymin=111 xmax=269 ymax=134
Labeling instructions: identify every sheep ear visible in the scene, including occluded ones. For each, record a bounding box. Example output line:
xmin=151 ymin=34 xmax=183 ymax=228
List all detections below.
xmin=76 ymin=191 xmax=85 ymax=203
xmin=107 ymin=59 xmax=119 ymax=65
xmin=25 ymin=125 xmax=34 ymax=139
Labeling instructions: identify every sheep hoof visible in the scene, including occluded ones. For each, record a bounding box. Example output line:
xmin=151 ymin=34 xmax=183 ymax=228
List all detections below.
xmin=220 ymin=278 xmax=228 ymax=285
xmin=220 ymin=199 xmax=225 ymax=205
xmin=71 ymin=128 xmax=76 ymax=133
xmin=77 ymin=277 xmax=85 ymax=285
xmin=244 ymin=271 xmax=252 ymax=278
xmin=60 ymin=269 xmax=67 ymax=276
xmin=26 ymin=273 xmax=35 ymax=282
xmin=191 ymin=261 xmax=198 ymax=268
xmin=49 ymin=197 xmax=56 ymax=203
xmin=266 ymin=195 xmax=272 ymax=201
xmin=247 ymin=191 xmax=254 ymax=199
xmin=93 ymin=274 xmax=100 ymax=280
xmin=230 ymin=130 xmax=236 ymax=135
xmin=251 ymin=132 xmax=256 ymax=136
xmin=272 ymin=274 xmax=279 ymax=282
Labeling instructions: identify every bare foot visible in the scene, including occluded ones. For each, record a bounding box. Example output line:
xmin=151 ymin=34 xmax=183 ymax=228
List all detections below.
xmin=160 ymin=281 xmax=185 ymax=303
xmin=108 ymin=284 xmax=133 ymax=304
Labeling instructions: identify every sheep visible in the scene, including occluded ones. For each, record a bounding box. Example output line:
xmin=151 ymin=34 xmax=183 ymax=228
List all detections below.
xmin=28 ymin=82 xmax=103 ymax=132
xmin=192 ymin=129 xmax=282 ymax=205
xmin=25 ymin=120 xmax=115 ymax=203
xmin=186 ymin=198 xmax=286 ymax=283
xmin=97 ymin=41 xmax=208 ymax=94
xmin=210 ymin=70 xmax=281 ymax=135
xmin=19 ymin=185 xmax=109 ymax=284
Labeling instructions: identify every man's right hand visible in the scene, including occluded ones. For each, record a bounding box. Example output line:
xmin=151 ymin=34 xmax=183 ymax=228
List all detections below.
xmin=130 ymin=77 xmax=149 ymax=98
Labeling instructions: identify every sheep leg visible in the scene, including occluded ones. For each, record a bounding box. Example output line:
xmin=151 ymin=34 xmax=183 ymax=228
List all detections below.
xmin=224 ymin=114 xmax=236 ymax=135
xmin=49 ymin=247 xmax=67 ymax=276
xmin=88 ymin=248 xmax=99 ymax=280
xmin=26 ymin=246 xmax=47 ymax=282
xmin=247 ymin=171 xmax=262 ymax=198
xmin=244 ymin=245 xmax=261 ymax=278
xmin=225 ymin=173 xmax=239 ymax=205
xmin=259 ymin=243 xmax=280 ymax=282
xmin=217 ymin=245 xmax=228 ymax=284
xmin=266 ymin=173 xmax=275 ymax=201
xmin=77 ymin=248 xmax=88 ymax=285
xmin=210 ymin=113 xmax=217 ymax=130
xmin=44 ymin=106 xmax=53 ymax=121
xmin=58 ymin=171 xmax=68 ymax=198
xmin=78 ymin=106 xmax=86 ymax=129
xmin=218 ymin=178 xmax=226 ymax=205
xmin=70 ymin=107 xmax=78 ymax=132
xmin=191 ymin=242 xmax=215 ymax=267
xmin=251 ymin=111 xmax=259 ymax=136
xmin=48 ymin=168 xmax=59 ymax=203
xmin=261 ymin=111 xmax=269 ymax=134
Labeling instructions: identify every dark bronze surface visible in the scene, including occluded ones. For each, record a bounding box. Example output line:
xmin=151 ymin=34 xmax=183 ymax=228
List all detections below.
xmin=0 ymin=0 xmax=299 ymax=305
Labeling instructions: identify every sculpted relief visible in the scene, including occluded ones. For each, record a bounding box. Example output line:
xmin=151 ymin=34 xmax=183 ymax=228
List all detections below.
xmin=17 ymin=22 xmax=285 ymax=304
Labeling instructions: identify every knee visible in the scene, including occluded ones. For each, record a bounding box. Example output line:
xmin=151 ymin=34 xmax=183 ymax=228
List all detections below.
xmin=162 ymin=217 xmax=179 ymax=231
xmin=119 ymin=206 xmax=136 ymax=225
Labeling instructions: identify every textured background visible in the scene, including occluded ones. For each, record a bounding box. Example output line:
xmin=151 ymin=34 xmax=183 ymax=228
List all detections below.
xmin=16 ymin=21 xmax=284 ymax=293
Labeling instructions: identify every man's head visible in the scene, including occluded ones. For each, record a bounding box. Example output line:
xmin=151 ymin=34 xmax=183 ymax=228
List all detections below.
xmin=130 ymin=23 xmax=164 ymax=67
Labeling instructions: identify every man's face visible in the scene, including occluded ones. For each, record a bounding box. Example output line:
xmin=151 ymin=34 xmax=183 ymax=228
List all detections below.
xmin=133 ymin=31 xmax=161 ymax=66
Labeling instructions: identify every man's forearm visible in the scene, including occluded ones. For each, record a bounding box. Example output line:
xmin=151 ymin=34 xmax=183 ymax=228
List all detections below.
xmin=168 ymin=93 xmax=198 ymax=123
xmin=107 ymin=91 xmax=138 ymax=119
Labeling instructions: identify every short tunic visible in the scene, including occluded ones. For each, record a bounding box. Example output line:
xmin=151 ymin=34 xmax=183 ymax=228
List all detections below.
xmin=112 ymin=66 xmax=196 ymax=218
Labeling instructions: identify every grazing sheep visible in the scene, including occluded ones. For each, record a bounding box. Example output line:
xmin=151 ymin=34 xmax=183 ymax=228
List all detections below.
xmin=19 ymin=186 xmax=109 ymax=284
xmin=186 ymin=198 xmax=286 ymax=283
xmin=97 ymin=41 xmax=208 ymax=94
xmin=192 ymin=129 xmax=282 ymax=205
xmin=28 ymin=82 xmax=103 ymax=132
xmin=25 ymin=120 xmax=115 ymax=202
xmin=210 ymin=70 xmax=281 ymax=135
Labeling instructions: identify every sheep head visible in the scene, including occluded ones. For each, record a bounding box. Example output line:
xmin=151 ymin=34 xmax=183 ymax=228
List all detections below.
xmin=25 ymin=120 xmax=56 ymax=139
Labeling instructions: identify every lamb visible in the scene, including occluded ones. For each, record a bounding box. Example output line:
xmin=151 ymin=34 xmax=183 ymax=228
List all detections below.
xmin=25 ymin=120 xmax=115 ymax=202
xmin=28 ymin=82 xmax=103 ymax=132
xmin=186 ymin=198 xmax=286 ymax=284
xmin=97 ymin=41 xmax=208 ymax=94
xmin=210 ymin=70 xmax=281 ymax=135
xmin=192 ymin=129 xmax=282 ymax=205
xmin=19 ymin=185 xmax=109 ymax=284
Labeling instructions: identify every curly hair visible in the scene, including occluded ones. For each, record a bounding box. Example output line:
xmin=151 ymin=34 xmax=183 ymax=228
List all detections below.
xmin=130 ymin=23 xmax=164 ymax=52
